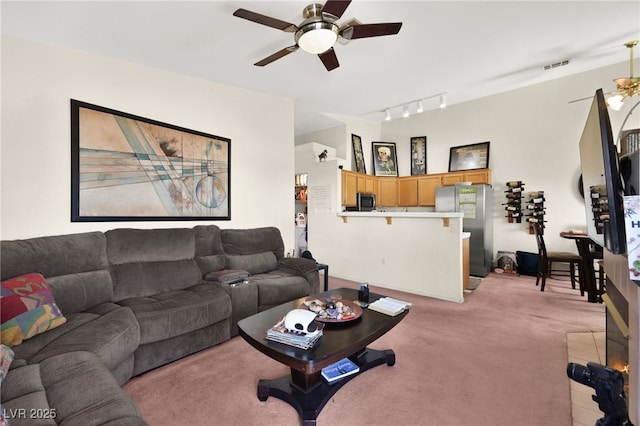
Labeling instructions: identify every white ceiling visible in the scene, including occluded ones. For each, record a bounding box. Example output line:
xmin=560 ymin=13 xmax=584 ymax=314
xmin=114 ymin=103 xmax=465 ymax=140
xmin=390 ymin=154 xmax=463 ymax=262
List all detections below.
xmin=2 ymin=1 xmax=639 ymax=136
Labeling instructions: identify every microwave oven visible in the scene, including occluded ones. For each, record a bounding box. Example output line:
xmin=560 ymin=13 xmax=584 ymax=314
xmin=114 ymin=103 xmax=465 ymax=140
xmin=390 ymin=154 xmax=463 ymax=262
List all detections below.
xmin=346 ymin=193 xmax=376 ymax=211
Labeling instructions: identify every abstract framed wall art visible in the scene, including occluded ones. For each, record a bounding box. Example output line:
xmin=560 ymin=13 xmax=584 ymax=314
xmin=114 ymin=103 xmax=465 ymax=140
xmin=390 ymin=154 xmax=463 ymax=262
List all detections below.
xmin=71 ymin=100 xmax=230 ymax=221
xmin=448 ymin=141 xmax=490 ymax=172
xmin=372 ymin=141 xmax=398 ymax=176
xmin=410 ymin=136 xmax=427 ymax=175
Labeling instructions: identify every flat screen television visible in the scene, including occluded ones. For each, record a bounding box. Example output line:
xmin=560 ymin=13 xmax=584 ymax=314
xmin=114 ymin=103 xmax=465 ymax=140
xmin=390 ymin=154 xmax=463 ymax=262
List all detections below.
xmin=578 ymin=88 xmax=627 ymax=254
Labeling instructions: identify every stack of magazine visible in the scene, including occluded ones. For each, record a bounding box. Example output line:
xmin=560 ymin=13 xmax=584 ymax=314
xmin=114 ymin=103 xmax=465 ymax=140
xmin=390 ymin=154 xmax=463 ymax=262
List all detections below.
xmin=266 ymin=317 xmax=323 ymax=350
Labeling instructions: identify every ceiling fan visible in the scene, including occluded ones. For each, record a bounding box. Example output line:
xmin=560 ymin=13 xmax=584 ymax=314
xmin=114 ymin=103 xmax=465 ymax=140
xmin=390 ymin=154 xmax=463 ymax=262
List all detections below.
xmin=233 ymin=0 xmax=402 ymax=71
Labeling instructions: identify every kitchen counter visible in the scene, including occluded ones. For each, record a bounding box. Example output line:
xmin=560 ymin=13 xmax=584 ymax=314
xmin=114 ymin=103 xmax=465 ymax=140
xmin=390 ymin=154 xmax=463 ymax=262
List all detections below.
xmin=337 ymin=211 xmax=464 ymax=218
xmin=337 ymin=211 xmax=464 ymax=226
xmin=310 ymin=210 xmax=467 ymax=303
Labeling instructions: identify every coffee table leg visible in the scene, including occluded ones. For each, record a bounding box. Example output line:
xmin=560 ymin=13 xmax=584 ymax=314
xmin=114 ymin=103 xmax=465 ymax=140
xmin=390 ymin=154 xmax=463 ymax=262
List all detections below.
xmin=257 ymin=379 xmax=271 ymax=401
xmin=254 ymin=348 xmax=396 ymax=425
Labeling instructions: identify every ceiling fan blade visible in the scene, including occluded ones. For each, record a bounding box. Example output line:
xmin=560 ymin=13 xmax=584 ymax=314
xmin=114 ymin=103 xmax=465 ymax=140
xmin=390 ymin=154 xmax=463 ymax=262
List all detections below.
xmin=254 ymin=45 xmax=299 ymax=67
xmin=341 ymin=22 xmax=403 ymax=40
xmin=233 ymin=8 xmax=297 ymax=32
xmin=319 ymin=48 xmax=340 ymax=71
xmin=322 ymin=0 xmax=352 ymax=20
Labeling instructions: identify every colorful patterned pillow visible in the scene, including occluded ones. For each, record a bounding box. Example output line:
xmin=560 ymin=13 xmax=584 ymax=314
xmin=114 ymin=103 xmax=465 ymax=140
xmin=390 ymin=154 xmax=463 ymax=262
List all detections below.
xmin=1 ymin=273 xmax=67 ymax=346
xmin=0 ymin=344 xmax=14 ymax=385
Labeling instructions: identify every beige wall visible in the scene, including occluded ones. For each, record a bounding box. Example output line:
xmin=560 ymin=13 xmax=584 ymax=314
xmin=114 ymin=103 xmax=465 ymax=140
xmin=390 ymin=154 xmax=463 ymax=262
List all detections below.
xmin=298 ymin=60 xmax=640 ymax=256
xmin=1 ymin=36 xmax=295 ymax=246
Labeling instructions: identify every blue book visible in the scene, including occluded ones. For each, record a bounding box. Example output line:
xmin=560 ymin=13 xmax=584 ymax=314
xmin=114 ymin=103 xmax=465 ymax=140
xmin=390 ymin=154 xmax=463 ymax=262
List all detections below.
xmin=321 ymin=357 xmax=360 ymax=384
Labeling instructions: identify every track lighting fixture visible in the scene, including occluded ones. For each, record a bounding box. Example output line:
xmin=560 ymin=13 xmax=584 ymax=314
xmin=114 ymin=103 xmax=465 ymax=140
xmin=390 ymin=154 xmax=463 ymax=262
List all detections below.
xmin=380 ymin=92 xmax=447 ymax=121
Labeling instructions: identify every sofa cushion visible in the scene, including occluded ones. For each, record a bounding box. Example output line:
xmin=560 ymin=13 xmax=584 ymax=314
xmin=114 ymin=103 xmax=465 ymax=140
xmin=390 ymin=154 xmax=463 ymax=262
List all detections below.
xmin=1 ymin=273 xmax=67 ymax=347
xmin=1 ymin=351 xmax=147 ymax=426
xmin=250 ymin=272 xmax=314 ymax=310
xmin=221 ymin=227 xmax=285 ymax=260
xmin=117 ymin=284 xmax=231 ymax=345
xmin=110 ymin=260 xmax=203 ymax=301
xmin=0 ymin=232 xmax=113 ymax=314
xmin=9 ymin=303 xmax=140 ymax=375
xmin=225 ymin=252 xmax=278 ymax=275
xmin=193 ymin=225 xmax=226 ymax=275
xmin=107 ymin=228 xmax=203 ymax=301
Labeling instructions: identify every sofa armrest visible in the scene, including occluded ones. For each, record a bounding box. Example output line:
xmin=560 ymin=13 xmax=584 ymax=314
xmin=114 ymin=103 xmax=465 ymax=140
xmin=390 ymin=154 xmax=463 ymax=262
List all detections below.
xmin=279 ymin=257 xmax=320 ymax=295
xmin=204 ymin=278 xmax=257 ymax=337
xmin=204 ymin=269 xmax=249 ymax=285
xmin=279 ymin=257 xmax=317 ymax=276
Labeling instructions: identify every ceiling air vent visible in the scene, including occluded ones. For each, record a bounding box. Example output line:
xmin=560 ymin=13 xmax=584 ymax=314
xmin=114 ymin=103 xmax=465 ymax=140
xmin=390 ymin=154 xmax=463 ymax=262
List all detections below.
xmin=542 ymin=60 xmax=570 ymax=71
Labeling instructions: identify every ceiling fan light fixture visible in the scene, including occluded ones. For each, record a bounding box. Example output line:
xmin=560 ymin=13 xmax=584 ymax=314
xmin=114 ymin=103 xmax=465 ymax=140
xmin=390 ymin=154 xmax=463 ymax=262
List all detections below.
xmin=295 ymin=22 xmax=339 ymax=54
xmin=608 ymin=40 xmax=640 ymax=108
xmin=606 ymin=94 xmax=625 ymax=111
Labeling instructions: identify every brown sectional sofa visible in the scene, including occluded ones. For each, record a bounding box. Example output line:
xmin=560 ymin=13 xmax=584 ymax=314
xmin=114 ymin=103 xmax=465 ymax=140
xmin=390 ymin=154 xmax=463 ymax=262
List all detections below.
xmin=0 ymin=225 xmax=319 ymax=425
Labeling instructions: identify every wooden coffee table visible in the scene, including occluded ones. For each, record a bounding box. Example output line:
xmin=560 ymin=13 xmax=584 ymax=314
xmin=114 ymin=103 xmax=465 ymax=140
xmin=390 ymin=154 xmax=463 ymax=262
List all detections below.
xmin=237 ymin=287 xmax=409 ymax=425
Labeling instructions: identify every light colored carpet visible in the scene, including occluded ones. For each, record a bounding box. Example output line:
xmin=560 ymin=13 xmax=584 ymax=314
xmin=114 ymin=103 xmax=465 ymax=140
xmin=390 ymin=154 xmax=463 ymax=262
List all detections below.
xmin=124 ymin=273 xmax=604 ymax=426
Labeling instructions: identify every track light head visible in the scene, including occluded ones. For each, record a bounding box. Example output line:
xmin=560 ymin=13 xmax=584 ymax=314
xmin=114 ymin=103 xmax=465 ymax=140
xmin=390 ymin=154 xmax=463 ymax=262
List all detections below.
xmin=439 ymin=93 xmax=447 ymax=109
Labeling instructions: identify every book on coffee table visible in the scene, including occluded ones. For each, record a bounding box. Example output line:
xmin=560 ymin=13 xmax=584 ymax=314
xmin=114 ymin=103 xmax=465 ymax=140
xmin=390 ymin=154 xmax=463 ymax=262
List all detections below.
xmin=321 ymin=357 xmax=360 ymax=384
xmin=368 ymin=297 xmax=413 ymax=316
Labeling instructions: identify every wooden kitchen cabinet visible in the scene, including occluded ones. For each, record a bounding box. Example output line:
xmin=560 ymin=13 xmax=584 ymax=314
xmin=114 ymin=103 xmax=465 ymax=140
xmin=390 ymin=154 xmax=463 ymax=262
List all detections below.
xmin=417 ymin=175 xmax=442 ymax=206
xmin=341 ymin=170 xmax=358 ymax=206
xmin=441 ymin=172 xmax=465 ymax=186
xmin=442 ymin=169 xmax=491 ymax=186
xmin=398 ymin=177 xmax=418 ymax=206
xmin=463 ymin=169 xmax=492 ymax=184
xmin=341 ymin=169 xmax=491 ymax=207
xmin=357 ymin=174 xmax=376 ymax=194
xmin=377 ymin=177 xmax=397 ymax=206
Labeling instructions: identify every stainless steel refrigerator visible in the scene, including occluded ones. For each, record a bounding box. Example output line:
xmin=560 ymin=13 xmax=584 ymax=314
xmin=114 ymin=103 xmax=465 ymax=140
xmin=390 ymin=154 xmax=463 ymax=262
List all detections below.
xmin=435 ymin=184 xmax=494 ymax=277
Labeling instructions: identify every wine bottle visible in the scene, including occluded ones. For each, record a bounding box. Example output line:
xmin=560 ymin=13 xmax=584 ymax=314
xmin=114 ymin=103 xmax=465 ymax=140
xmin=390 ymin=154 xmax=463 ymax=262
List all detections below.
xmin=527 ymin=217 xmax=547 ymax=223
xmin=529 ymin=191 xmax=544 ymax=198
xmin=506 ymin=181 xmax=523 ymax=188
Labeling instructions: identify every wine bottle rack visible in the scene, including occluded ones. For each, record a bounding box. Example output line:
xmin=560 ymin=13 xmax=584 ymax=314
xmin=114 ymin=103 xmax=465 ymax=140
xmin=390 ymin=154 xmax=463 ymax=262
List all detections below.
xmin=526 ymin=191 xmax=546 ymax=234
xmin=504 ymin=181 xmax=524 ymax=223
xmin=589 ymin=185 xmax=607 ymax=234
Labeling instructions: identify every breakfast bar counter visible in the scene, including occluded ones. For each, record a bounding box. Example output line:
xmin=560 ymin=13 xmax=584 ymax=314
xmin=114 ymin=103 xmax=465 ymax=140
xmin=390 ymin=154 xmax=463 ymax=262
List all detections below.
xmin=311 ymin=210 xmax=467 ymax=303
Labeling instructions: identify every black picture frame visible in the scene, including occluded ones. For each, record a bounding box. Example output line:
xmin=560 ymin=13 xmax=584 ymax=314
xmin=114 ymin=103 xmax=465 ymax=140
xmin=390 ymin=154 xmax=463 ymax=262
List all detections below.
xmin=351 ymin=134 xmax=366 ymax=174
xmin=71 ymin=99 xmax=231 ymax=222
xmin=410 ymin=136 xmax=427 ymax=175
xmin=372 ymin=141 xmax=398 ymax=176
xmin=448 ymin=141 xmax=490 ymax=172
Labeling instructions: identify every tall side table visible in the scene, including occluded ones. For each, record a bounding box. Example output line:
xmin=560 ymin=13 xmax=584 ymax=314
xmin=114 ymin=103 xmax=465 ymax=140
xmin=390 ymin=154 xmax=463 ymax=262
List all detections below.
xmin=560 ymin=232 xmax=599 ymax=303
xmin=316 ymin=263 xmax=329 ymax=291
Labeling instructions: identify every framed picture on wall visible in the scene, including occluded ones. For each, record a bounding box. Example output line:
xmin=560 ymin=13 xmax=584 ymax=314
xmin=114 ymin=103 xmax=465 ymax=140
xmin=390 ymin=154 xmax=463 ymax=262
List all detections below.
xmin=71 ymin=99 xmax=231 ymax=221
xmin=410 ymin=136 xmax=427 ymax=175
xmin=372 ymin=141 xmax=398 ymax=176
xmin=351 ymin=133 xmax=366 ymax=174
xmin=448 ymin=141 xmax=490 ymax=172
